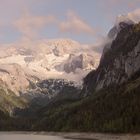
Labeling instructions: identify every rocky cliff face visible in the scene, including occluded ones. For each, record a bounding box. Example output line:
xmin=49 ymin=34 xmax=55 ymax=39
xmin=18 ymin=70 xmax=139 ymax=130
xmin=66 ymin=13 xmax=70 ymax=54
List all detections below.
xmin=83 ymin=22 xmax=140 ymax=95
xmin=56 ymin=53 xmax=95 ymax=73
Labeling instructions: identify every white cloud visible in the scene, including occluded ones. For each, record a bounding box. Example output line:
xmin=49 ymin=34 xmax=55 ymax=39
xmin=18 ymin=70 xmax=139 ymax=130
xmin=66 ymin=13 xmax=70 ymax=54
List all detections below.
xmin=14 ymin=10 xmax=96 ymax=40
xmin=13 ymin=11 xmax=56 ymax=40
xmin=127 ymin=9 xmax=140 ymax=23
xmin=59 ymin=11 xmax=96 ymax=35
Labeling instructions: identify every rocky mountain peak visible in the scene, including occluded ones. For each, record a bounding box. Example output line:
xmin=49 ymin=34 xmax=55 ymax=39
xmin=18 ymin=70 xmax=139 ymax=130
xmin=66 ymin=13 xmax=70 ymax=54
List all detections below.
xmin=115 ymin=15 xmax=134 ymax=26
xmin=83 ymin=22 xmax=140 ymax=95
xmin=0 ymin=38 xmax=100 ymax=94
xmin=108 ymin=16 xmax=134 ymax=39
xmin=101 ymin=16 xmax=135 ymax=63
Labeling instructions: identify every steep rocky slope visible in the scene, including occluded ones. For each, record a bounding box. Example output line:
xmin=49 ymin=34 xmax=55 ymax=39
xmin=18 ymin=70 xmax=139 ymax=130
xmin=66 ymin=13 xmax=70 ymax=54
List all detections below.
xmin=83 ymin=22 xmax=140 ymax=95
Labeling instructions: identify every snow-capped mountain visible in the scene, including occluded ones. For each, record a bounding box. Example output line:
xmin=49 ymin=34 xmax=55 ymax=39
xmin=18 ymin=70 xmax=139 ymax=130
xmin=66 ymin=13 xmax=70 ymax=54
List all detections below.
xmin=0 ymin=39 xmax=100 ymax=94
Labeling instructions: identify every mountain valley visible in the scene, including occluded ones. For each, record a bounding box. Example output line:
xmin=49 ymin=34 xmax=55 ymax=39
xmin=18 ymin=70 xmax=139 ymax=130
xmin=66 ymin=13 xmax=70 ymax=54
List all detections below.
xmin=0 ymin=16 xmax=140 ymax=133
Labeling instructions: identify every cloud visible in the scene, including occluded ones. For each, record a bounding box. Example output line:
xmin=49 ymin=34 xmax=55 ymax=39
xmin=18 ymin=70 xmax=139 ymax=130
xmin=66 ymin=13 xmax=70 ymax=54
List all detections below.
xmin=12 ymin=10 xmax=97 ymax=42
xmin=13 ymin=11 xmax=56 ymax=40
xmin=100 ymin=0 xmax=140 ymax=14
xmin=127 ymin=9 xmax=140 ymax=23
xmin=115 ymin=8 xmax=140 ymax=24
xmin=59 ymin=11 xmax=96 ymax=35
xmin=106 ymin=0 xmax=140 ymax=7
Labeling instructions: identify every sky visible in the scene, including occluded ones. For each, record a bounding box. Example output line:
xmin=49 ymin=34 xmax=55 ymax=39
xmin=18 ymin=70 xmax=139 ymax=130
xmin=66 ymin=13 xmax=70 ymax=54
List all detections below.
xmin=0 ymin=0 xmax=140 ymax=45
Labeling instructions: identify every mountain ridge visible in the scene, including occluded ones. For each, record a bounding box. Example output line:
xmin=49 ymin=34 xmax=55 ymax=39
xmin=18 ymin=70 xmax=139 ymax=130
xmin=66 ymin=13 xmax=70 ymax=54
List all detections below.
xmin=0 ymin=38 xmax=100 ymax=95
xmin=82 ymin=22 xmax=140 ymax=95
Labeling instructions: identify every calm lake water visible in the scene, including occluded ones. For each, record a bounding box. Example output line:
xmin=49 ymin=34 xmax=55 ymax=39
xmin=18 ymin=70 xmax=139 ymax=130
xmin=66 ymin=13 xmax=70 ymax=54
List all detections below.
xmin=0 ymin=132 xmax=140 ymax=140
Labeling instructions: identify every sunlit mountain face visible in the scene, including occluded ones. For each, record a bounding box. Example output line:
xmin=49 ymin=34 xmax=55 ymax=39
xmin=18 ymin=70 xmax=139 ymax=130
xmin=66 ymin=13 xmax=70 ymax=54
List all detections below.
xmin=0 ymin=1 xmax=139 ymax=96
xmin=0 ymin=0 xmax=140 ymax=134
xmin=0 ymin=39 xmax=100 ymax=95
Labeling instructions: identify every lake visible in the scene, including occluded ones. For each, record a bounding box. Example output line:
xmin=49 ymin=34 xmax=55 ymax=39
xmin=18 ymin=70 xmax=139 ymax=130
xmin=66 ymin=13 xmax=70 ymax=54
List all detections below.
xmin=0 ymin=132 xmax=140 ymax=140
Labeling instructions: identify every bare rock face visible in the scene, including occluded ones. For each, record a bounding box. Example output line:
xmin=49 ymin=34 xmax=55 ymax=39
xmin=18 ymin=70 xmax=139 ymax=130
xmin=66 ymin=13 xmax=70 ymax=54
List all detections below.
xmin=83 ymin=22 xmax=140 ymax=95
xmin=124 ymin=41 xmax=140 ymax=77
xmin=55 ymin=53 xmax=95 ymax=73
xmin=101 ymin=19 xmax=134 ymax=62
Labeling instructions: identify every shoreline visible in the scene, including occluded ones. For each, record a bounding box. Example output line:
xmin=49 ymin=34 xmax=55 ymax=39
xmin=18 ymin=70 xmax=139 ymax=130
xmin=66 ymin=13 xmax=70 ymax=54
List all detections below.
xmin=0 ymin=132 xmax=140 ymax=140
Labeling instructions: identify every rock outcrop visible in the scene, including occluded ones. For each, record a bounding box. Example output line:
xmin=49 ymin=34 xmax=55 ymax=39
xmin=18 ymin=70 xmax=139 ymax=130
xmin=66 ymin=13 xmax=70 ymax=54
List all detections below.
xmin=83 ymin=22 xmax=140 ymax=95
